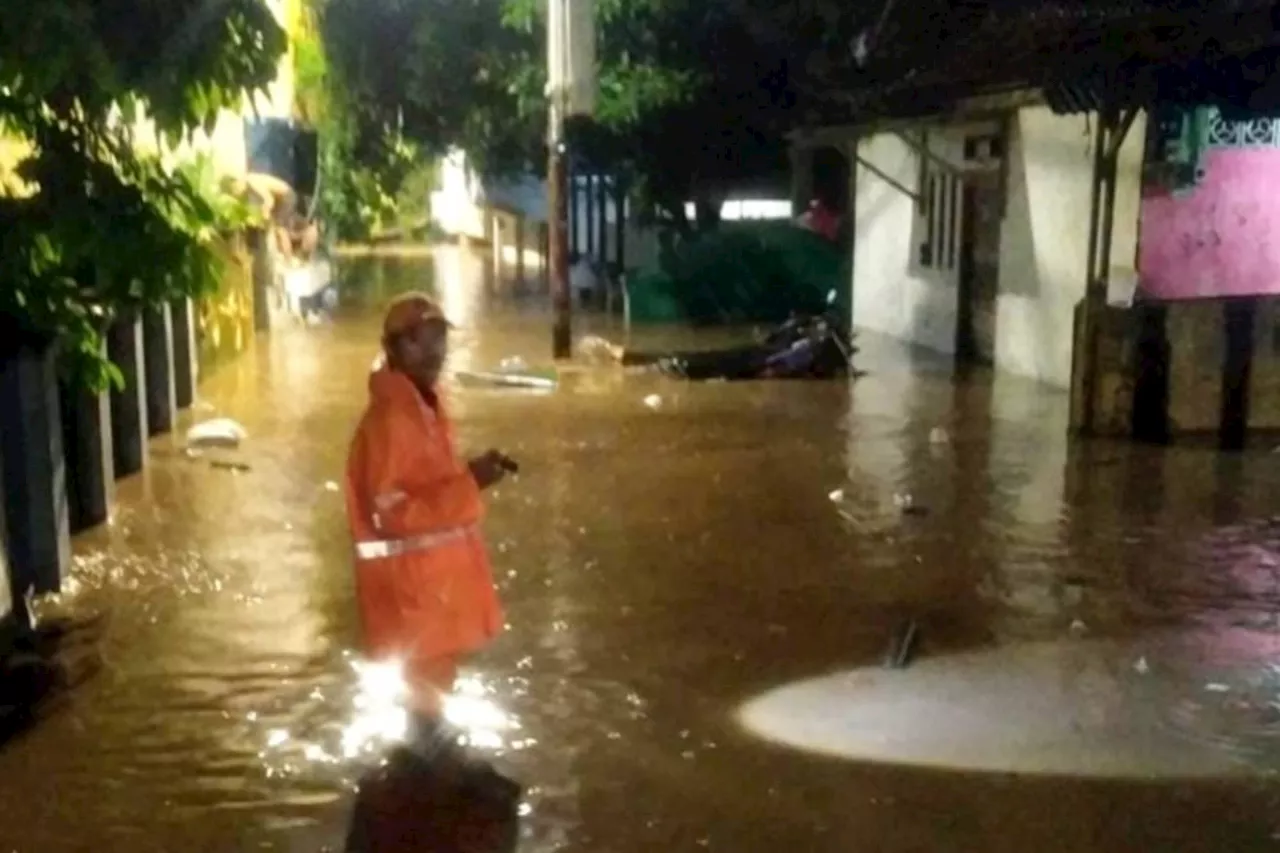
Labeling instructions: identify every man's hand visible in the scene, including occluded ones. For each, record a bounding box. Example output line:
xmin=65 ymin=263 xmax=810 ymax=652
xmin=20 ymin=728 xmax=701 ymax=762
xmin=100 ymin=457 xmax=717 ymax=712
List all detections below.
xmin=468 ymin=449 xmax=515 ymax=490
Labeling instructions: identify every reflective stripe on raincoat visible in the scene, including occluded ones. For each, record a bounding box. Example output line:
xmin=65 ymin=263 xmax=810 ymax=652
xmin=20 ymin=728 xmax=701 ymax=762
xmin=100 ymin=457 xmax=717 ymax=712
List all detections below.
xmin=344 ymin=367 xmax=503 ymax=664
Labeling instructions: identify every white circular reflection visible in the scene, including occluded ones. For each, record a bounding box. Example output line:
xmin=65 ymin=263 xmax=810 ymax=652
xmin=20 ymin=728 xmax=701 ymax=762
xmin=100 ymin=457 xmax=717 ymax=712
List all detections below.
xmin=738 ymin=639 xmax=1254 ymax=779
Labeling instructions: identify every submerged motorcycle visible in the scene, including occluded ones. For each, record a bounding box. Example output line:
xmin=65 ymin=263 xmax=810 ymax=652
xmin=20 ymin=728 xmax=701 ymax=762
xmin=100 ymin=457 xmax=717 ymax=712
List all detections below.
xmin=610 ymin=291 xmax=858 ymax=382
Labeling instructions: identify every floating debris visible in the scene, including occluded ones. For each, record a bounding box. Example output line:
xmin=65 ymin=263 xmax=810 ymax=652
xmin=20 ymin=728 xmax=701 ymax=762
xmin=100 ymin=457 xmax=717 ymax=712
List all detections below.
xmin=210 ymin=460 xmax=251 ymax=473
xmin=578 ymin=336 xmax=625 ymax=364
xmin=1069 ymin=619 xmax=1087 ymax=636
xmin=894 ymin=493 xmax=928 ymax=516
xmin=186 ymin=418 xmax=248 ymax=449
xmin=324 ymin=481 xmax=341 ymax=492
xmin=1134 ymin=657 xmax=1150 ymax=675
xmin=929 ymin=426 xmax=950 ymax=445
xmin=1205 ymin=683 xmax=1231 ymax=693
xmin=643 ymin=394 xmax=663 ymax=410
xmin=454 ymin=370 xmax=558 ymax=391
xmin=497 ymin=356 xmax=529 ymax=373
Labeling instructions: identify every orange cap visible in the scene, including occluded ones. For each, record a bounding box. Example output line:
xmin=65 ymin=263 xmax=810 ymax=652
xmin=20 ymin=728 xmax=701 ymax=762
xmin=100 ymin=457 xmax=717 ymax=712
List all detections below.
xmin=382 ymin=292 xmax=451 ymax=339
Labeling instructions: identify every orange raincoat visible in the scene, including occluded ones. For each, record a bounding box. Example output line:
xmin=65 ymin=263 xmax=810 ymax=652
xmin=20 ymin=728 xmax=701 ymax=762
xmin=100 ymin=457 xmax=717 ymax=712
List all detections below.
xmin=345 ymin=367 xmax=503 ymax=707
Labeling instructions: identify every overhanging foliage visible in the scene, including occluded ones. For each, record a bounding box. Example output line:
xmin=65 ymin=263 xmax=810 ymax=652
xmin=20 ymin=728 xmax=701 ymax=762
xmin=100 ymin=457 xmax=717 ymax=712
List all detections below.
xmin=0 ymin=0 xmax=286 ymax=390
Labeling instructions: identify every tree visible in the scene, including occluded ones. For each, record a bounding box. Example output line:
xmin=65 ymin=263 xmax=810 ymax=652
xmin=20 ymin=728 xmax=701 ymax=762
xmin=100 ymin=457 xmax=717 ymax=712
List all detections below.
xmin=316 ymin=0 xmax=546 ymax=182
xmin=299 ymin=0 xmax=537 ymax=240
xmin=0 ymin=1 xmax=286 ymax=388
xmin=584 ymin=0 xmax=799 ymax=232
xmin=294 ymin=0 xmax=415 ymax=239
xmin=316 ymin=0 xmax=799 ymax=234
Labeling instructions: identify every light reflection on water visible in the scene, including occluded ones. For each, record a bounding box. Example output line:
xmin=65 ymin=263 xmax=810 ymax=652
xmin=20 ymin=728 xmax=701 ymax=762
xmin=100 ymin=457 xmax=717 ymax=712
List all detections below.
xmin=254 ymin=657 xmax=408 ymax=785
xmin=737 ymin=634 xmax=1280 ymax=778
xmin=252 ymin=659 xmax=525 ymax=788
xmin=445 ymin=672 xmax=526 ymax=752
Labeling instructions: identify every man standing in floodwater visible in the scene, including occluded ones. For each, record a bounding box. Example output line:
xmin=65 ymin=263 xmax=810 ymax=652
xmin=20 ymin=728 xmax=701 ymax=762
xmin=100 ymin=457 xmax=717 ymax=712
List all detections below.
xmin=343 ymin=292 xmax=515 ymax=738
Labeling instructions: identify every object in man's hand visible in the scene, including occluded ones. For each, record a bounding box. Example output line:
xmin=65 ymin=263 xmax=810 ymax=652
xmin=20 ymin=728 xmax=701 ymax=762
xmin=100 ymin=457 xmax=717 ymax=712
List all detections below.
xmin=498 ymin=455 xmax=519 ymax=475
xmin=469 ymin=451 xmax=510 ymax=489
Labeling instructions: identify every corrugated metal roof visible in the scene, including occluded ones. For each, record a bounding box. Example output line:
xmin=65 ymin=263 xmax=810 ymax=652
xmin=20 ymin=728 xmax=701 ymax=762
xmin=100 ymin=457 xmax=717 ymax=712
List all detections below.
xmin=1043 ymin=80 xmax=1107 ymax=115
xmin=481 ymin=176 xmax=547 ymax=222
xmin=796 ymin=0 xmax=1280 ymax=125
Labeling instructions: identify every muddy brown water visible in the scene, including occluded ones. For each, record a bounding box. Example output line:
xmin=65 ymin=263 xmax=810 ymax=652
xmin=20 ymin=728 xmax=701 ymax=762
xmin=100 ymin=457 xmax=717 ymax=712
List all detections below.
xmin=4 ymin=247 xmax=1280 ymax=850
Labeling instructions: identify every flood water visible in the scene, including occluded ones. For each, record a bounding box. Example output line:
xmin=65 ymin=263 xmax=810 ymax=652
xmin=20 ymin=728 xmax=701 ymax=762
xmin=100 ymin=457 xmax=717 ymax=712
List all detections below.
xmin=6 ymin=246 xmax=1280 ymax=850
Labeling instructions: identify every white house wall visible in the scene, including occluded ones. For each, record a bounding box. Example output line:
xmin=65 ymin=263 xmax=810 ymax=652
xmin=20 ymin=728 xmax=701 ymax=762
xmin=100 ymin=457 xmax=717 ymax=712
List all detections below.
xmin=432 ymin=148 xmax=552 ymax=243
xmin=994 ymin=106 xmax=1146 ymax=388
xmin=851 ymin=131 xmax=967 ymax=355
xmin=849 ymin=107 xmax=1146 ymax=389
xmin=431 ymin=150 xmax=489 ymax=240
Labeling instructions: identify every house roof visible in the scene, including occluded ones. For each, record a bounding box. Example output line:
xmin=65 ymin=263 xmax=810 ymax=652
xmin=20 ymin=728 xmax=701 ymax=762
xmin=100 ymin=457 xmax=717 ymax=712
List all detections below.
xmin=481 ymin=175 xmax=547 ymax=223
xmin=793 ymin=0 xmax=1280 ymax=128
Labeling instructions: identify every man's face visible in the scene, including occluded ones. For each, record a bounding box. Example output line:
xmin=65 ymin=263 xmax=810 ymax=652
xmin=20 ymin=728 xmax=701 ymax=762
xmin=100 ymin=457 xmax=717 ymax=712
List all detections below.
xmin=389 ymin=318 xmax=449 ymax=387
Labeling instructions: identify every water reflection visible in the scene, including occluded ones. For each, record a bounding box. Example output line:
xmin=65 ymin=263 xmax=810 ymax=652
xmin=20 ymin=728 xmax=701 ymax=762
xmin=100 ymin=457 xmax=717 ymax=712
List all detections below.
xmin=345 ymin=744 xmax=520 ymax=853
xmin=445 ymin=674 xmax=526 ymax=752
xmin=255 ymin=657 xmax=408 ymax=782
xmin=6 ymin=247 xmax=1280 ymax=851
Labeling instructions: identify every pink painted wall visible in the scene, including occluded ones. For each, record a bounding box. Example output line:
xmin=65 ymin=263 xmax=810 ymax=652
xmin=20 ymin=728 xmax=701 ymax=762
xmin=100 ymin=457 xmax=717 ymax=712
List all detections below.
xmin=1140 ymin=147 xmax=1280 ymax=300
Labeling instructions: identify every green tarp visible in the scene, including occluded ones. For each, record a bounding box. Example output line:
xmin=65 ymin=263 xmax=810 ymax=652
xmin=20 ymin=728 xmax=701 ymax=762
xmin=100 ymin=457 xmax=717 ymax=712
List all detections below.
xmin=627 ymin=222 xmax=850 ymax=325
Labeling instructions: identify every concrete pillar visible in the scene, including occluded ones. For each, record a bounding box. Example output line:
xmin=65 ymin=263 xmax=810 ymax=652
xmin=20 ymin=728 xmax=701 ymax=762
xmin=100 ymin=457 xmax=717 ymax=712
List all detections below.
xmin=249 ymin=228 xmax=273 ymax=333
xmin=1221 ymin=298 xmax=1258 ymax=451
xmin=1131 ymin=302 xmax=1170 ymax=444
xmin=597 ymin=176 xmax=609 ymax=264
xmin=170 ymin=297 xmax=197 ymax=410
xmin=514 ymin=215 xmax=526 ymax=288
xmin=790 ymin=144 xmax=815 ymax=216
xmin=492 ymin=215 xmax=503 ymax=288
xmin=481 ymin=214 xmax=496 ymax=294
xmin=614 ymin=180 xmax=627 ymax=274
xmin=585 ymin=175 xmax=596 ymax=258
xmin=540 ymin=223 xmax=550 ymax=291
xmin=106 ymin=315 xmax=148 ymax=477
xmin=0 ymin=342 xmax=71 ymax=595
xmin=142 ymin=303 xmax=176 ymax=437
xmin=844 ymin=139 xmax=859 ymax=323
xmin=59 ymin=372 xmax=114 ymax=534
xmin=0 ymin=472 xmax=20 ymax=640
xmin=568 ymin=172 xmax=578 ymax=256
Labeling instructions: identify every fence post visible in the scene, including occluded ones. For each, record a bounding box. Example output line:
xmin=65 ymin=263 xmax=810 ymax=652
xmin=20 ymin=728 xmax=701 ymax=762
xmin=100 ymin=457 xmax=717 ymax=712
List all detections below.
xmin=106 ymin=314 xmax=148 ymax=478
xmin=142 ymin=303 xmax=176 ymax=436
xmin=0 ymin=341 xmax=72 ymax=596
xmin=59 ymin=359 xmax=114 ymax=533
xmin=170 ymin=297 xmax=198 ymax=410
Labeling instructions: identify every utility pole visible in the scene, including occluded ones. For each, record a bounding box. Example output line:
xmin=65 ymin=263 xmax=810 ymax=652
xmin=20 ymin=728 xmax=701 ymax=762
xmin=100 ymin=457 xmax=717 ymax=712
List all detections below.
xmin=547 ymin=0 xmax=595 ymax=360
xmin=548 ymin=112 xmax=572 ymax=358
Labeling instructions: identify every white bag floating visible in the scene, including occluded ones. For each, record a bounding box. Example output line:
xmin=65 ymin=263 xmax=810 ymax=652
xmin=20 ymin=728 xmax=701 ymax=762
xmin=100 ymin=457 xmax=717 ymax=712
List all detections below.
xmin=186 ymin=418 xmax=248 ymax=449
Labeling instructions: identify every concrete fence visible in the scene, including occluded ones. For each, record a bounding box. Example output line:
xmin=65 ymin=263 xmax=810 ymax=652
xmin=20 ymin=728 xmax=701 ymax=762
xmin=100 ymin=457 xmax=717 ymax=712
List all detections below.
xmin=0 ymin=231 xmax=271 ymax=643
xmin=1072 ymin=294 xmax=1280 ymax=448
